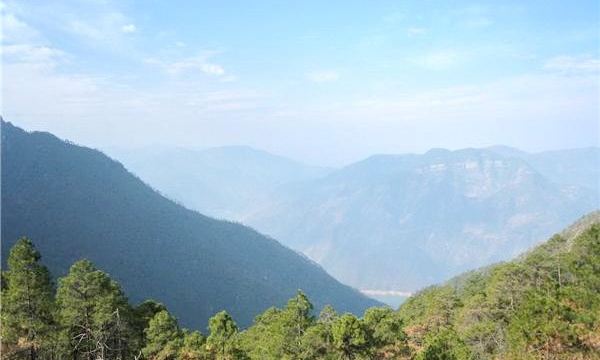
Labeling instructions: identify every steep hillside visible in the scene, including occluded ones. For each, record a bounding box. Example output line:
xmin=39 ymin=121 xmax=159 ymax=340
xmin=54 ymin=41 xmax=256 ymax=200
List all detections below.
xmin=246 ymin=148 xmax=598 ymax=293
xmin=397 ymin=211 xmax=600 ymax=359
xmin=0 ymin=121 xmax=378 ymax=329
xmin=109 ymin=146 xmax=331 ymax=220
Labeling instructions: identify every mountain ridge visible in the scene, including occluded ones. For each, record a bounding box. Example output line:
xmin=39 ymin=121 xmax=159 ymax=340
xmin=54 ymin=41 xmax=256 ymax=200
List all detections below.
xmin=105 ymin=141 xmax=598 ymax=298
xmin=0 ymin=120 xmax=379 ymax=329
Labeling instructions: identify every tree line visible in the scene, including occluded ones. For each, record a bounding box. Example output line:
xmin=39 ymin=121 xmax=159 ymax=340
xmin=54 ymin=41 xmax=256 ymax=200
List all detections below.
xmin=2 ymin=222 xmax=599 ymax=359
xmin=1 ymin=238 xmax=410 ymax=360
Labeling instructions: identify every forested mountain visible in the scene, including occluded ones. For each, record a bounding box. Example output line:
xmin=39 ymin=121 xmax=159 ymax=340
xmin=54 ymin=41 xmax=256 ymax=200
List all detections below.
xmin=109 ymin=145 xmax=598 ymax=300
xmin=246 ymin=148 xmax=598 ymax=293
xmin=0 ymin=121 xmax=378 ymax=329
xmin=3 ymin=212 xmax=597 ymax=359
xmin=109 ymin=146 xmax=331 ymax=220
xmin=396 ymin=211 xmax=600 ymax=359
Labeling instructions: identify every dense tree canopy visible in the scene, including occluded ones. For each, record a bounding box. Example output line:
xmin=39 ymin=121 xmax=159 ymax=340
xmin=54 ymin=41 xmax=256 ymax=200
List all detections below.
xmin=1 ymin=215 xmax=598 ymax=359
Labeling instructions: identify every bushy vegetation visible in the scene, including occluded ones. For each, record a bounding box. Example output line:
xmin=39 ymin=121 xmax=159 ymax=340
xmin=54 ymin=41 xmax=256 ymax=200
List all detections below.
xmin=2 ymin=220 xmax=598 ymax=359
xmin=0 ymin=238 xmax=405 ymax=360
xmin=398 ymin=223 xmax=600 ymax=359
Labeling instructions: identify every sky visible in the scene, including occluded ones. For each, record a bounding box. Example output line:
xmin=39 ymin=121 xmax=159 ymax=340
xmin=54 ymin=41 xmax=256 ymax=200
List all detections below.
xmin=1 ymin=0 xmax=599 ymax=166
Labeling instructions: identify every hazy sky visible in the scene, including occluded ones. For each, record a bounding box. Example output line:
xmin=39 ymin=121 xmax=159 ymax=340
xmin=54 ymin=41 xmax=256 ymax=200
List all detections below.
xmin=2 ymin=0 xmax=599 ymax=166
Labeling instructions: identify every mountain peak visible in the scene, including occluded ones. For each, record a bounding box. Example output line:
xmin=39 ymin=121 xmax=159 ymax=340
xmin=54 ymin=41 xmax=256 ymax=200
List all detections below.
xmin=425 ymin=147 xmax=452 ymax=156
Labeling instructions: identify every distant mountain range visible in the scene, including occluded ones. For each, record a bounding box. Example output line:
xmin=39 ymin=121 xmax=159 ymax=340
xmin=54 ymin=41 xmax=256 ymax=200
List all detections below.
xmin=113 ymin=143 xmax=599 ymax=297
xmin=108 ymin=145 xmax=331 ymax=220
xmin=0 ymin=121 xmax=379 ymax=329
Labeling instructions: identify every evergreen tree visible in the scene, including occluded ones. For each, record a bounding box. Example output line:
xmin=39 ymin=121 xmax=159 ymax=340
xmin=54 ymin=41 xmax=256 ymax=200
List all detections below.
xmin=331 ymin=313 xmax=369 ymax=360
xmin=206 ymin=311 xmax=244 ymax=359
xmin=179 ymin=330 xmax=207 ymax=360
xmin=0 ymin=238 xmax=55 ymax=360
xmin=280 ymin=290 xmax=315 ymax=357
xmin=55 ymin=259 xmax=135 ymax=360
xmin=142 ymin=310 xmax=182 ymax=360
xmin=237 ymin=307 xmax=284 ymax=359
xmin=417 ymin=328 xmax=471 ymax=360
xmin=298 ymin=306 xmax=339 ymax=360
xmin=318 ymin=305 xmax=338 ymax=325
xmin=133 ymin=300 xmax=168 ymax=345
xmin=363 ymin=307 xmax=408 ymax=358
xmin=238 ymin=291 xmax=315 ymax=359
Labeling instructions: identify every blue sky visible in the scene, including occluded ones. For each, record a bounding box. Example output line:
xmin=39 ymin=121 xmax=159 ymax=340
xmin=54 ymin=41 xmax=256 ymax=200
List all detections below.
xmin=2 ymin=0 xmax=599 ymax=165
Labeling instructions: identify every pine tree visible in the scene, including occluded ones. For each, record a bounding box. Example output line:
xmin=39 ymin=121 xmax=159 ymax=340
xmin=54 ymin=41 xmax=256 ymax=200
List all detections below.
xmin=179 ymin=330 xmax=206 ymax=360
xmin=206 ymin=311 xmax=244 ymax=359
xmin=1 ymin=237 xmax=55 ymax=360
xmin=142 ymin=310 xmax=182 ymax=360
xmin=299 ymin=304 xmax=338 ymax=359
xmin=281 ymin=290 xmax=315 ymax=356
xmin=55 ymin=259 xmax=135 ymax=360
xmin=133 ymin=300 xmax=168 ymax=346
xmin=331 ymin=313 xmax=369 ymax=360
xmin=363 ymin=307 xmax=408 ymax=358
xmin=417 ymin=328 xmax=471 ymax=360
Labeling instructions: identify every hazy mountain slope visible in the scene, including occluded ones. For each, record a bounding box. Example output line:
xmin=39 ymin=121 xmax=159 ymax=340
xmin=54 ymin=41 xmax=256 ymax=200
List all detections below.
xmin=109 ymin=146 xmax=331 ymax=220
xmin=0 ymin=121 xmax=378 ymax=329
xmin=102 ymin=144 xmax=598 ymax=300
xmin=524 ymin=147 xmax=600 ymax=191
xmin=245 ymin=148 xmax=598 ymax=292
xmin=488 ymin=145 xmax=600 ymax=191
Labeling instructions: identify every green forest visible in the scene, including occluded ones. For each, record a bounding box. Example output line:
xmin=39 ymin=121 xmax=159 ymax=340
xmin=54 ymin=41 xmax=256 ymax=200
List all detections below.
xmin=2 ymin=218 xmax=599 ymax=360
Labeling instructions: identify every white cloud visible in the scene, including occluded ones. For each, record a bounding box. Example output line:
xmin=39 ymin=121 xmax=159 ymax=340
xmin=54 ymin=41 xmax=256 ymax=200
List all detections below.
xmin=361 ymin=289 xmax=413 ymax=297
xmin=463 ymin=16 xmax=493 ymax=28
xmin=347 ymin=71 xmax=598 ymax=126
xmin=37 ymin=8 xmax=138 ymax=54
xmin=0 ymin=5 xmax=64 ymax=69
xmin=66 ymin=12 xmax=134 ymax=42
xmin=68 ymin=19 xmax=103 ymax=40
xmin=1 ymin=44 xmax=65 ymax=66
xmin=145 ymin=55 xmax=226 ymax=77
xmin=199 ymin=63 xmax=225 ymax=76
xmin=0 ymin=6 xmax=40 ymax=43
xmin=2 ymin=58 xmax=264 ymax=145
xmin=544 ymin=55 xmax=600 ymax=74
xmin=382 ymin=11 xmax=405 ymax=24
xmin=406 ymin=27 xmax=426 ymax=36
xmin=413 ymin=50 xmax=462 ymax=70
xmin=455 ymin=5 xmax=493 ymax=28
xmin=307 ymin=70 xmax=340 ymax=83
xmin=220 ymin=75 xmax=238 ymax=82
xmin=121 ymin=24 xmax=136 ymax=33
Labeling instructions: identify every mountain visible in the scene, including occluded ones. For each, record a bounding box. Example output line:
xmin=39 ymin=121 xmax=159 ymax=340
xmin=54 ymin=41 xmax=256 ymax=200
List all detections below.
xmin=107 ymin=145 xmax=598 ymax=302
xmin=397 ymin=211 xmax=600 ymax=358
xmin=488 ymin=145 xmax=600 ymax=191
xmin=0 ymin=121 xmax=379 ymax=329
xmin=245 ymin=148 xmax=598 ymax=293
xmin=108 ymin=145 xmax=331 ymax=220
